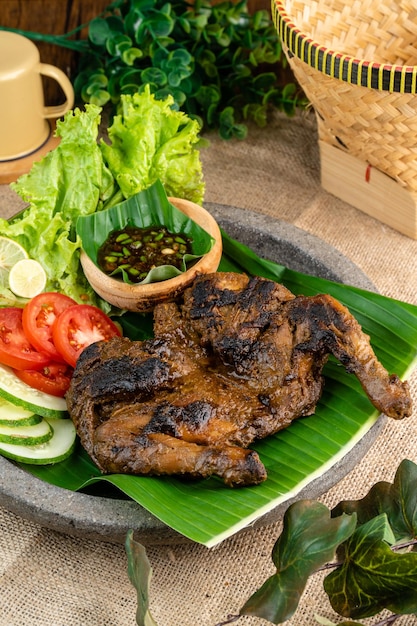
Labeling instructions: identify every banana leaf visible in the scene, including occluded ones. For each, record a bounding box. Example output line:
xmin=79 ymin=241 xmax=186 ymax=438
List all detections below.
xmin=76 ymin=179 xmax=214 ymax=284
xmin=18 ymin=230 xmax=417 ymax=547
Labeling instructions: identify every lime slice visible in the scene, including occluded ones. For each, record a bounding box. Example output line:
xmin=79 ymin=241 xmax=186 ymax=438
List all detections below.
xmin=8 ymin=259 xmax=47 ymax=298
xmin=0 ymin=236 xmax=29 ymax=287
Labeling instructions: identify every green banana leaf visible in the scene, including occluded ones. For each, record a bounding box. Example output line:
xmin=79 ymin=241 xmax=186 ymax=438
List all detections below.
xmin=76 ymin=180 xmax=214 ymax=284
xmin=19 ymin=230 xmax=417 ymax=547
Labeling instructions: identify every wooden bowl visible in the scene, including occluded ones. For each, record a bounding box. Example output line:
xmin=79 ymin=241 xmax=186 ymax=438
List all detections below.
xmin=80 ymin=197 xmax=223 ymax=312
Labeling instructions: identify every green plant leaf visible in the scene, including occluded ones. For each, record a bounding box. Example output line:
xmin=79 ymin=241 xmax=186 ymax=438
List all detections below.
xmin=124 ymin=7 xmax=145 ymax=39
xmin=106 ymin=33 xmax=132 ymax=57
xmin=141 ymin=67 xmax=167 ymax=86
xmin=88 ymin=89 xmax=112 ymax=107
xmin=163 ymin=87 xmax=187 ymax=107
xmin=332 ymin=458 xmax=417 ymax=544
xmin=84 ymin=71 xmax=108 ymax=91
xmin=196 ymin=85 xmax=220 ymax=109
xmin=88 ymin=17 xmax=114 ymax=47
xmin=253 ymin=72 xmax=280 ymax=91
xmin=89 ymin=15 xmax=125 ymax=49
xmin=243 ymin=103 xmax=268 ymax=127
xmin=324 ymin=514 xmax=417 ymax=619
xmin=167 ymin=67 xmax=191 ymax=87
xmin=166 ymin=47 xmax=192 ymax=66
xmin=215 ymin=30 xmax=231 ymax=47
xmin=144 ymin=11 xmax=174 ymax=38
xmin=125 ymin=531 xmax=159 ymax=626
xmin=219 ymin=107 xmax=247 ymax=140
xmin=119 ymin=68 xmax=143 ymax=88
xmin=122 ymin=46 xmax=143 ymax=65
xmin=131 ymin=0 xmax=156 ymax=11
xmin=240 ymin=500 xmax=357 ymax=623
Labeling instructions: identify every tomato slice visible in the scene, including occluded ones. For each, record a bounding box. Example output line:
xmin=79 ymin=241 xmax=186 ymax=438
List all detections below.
xmin=22 ymin=292 xmax=77 ymax=363
xmin=0 ymin=307 xmax=51 ymax=370
xmin=52 ymin=304 xmax=121 ymax=367
xmin=14 ymin=362 xmax=74 ymax=397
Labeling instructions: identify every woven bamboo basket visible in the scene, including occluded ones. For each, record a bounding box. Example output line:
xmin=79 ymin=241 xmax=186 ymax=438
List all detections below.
xmin=271 ymin=0 xmax=417 ymax=238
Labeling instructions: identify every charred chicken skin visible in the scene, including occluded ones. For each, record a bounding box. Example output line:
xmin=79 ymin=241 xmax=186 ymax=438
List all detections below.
xmin=66 ymin=272 xmax=412 ymax=487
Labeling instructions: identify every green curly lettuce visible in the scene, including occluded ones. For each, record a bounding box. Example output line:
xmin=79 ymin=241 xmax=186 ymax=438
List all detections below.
xmin=100 ymin=86 xmax=205 ymax=204
xmin=0 ymin=104 xmax=112 ymax=306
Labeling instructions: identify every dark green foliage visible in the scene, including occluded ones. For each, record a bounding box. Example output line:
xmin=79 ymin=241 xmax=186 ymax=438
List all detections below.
xmin=324 ymin=514 xmax=417 ymax=620
xmin=73 ymin=0 xmax=306 ymax=138
xmin=239 ymin=500 xmax=357 ymax=623
xmin=0 ymin=0 xmax=307 ymax=138
xmin=239 ymin=459 xmax=417 ymax=624
xmin=125 ymin=461 xmax=417 ymax=625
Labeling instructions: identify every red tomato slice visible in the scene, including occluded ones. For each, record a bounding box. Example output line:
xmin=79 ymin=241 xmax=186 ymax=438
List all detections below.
xmin=14 ymin=362 xmax=74 ymax=398
xmin=0 ymin=307 xmax=51 ymax=370
xmin=52 ymin=304 xmax=121 ymax=367
xmin=22 ymin=292 xmax=77 ymax=363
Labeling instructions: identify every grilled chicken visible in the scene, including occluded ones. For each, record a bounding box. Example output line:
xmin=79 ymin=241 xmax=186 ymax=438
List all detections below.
xmin=66 ymin=272 xmax=412 ymax=487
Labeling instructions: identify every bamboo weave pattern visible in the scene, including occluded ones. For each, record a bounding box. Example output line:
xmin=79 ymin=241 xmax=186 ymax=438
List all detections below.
xmin=272 ymin=0 xmax=417 ymax=192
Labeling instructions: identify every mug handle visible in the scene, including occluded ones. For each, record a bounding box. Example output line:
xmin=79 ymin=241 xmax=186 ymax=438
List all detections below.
xmin=38 ymin=63 xmax=75 ymax=119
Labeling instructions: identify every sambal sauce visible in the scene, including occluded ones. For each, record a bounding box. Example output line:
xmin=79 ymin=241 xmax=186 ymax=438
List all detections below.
xmin=97 ymin=225 xmax=193 ymax=282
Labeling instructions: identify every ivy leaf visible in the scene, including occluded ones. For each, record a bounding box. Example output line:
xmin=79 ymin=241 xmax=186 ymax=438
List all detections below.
xmin=324 ymin=513 xmax=417 ymax=620
xmin=125 ymin=530 xmax=159 ymax=626
xmin=333 ymin=459 xmax=417 ymax=543
xmin=239 ymin=500 xmax=357 ymax=624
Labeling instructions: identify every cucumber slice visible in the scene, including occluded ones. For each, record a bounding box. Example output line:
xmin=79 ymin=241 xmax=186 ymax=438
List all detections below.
xmin=0 ymin=418 xmax=76 ymax=464
xmin=0 ymin=397 xmax=42 ymax=427
xmin=0 ymin=364 xmax=68 ymax=418
xmin=0 ymin=418 xmax=53 ymax=445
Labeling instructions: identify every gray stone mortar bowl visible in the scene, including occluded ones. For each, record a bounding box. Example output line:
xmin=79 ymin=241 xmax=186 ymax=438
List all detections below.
xmin=0 ymin=204 xmax=382 ymax=545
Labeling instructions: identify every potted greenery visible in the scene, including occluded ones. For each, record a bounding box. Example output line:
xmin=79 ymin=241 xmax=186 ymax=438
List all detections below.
xmin=0 ymin=0 xmax=306 ymax=139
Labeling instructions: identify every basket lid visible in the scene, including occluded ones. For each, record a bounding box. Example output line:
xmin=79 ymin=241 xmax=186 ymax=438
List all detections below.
xmin=272 ymin=0 xmax=417 ymax=94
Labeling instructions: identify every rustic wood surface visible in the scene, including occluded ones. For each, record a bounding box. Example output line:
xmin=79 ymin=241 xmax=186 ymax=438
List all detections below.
xmin=1 ymin=0 xmax=115 ymax=103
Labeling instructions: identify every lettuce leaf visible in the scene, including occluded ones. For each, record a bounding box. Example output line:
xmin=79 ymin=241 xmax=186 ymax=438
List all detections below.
xmin=100 ymin=86 xmax=205 ymax=205
xmin=0 ymin=105 xmax=112 ymax=305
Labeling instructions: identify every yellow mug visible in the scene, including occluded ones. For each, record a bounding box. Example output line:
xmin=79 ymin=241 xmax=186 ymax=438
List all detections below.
xmin=0 ymin=31 xmax=74 ymax=161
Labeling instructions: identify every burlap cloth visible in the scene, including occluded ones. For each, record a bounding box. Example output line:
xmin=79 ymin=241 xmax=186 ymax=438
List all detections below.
xmin=0 ymin=109 xmax=416 ymax=626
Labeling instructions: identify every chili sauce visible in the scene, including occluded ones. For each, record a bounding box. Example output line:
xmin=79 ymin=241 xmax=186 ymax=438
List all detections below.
xmin=97 ymin=225 xmax=193 ymax=282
